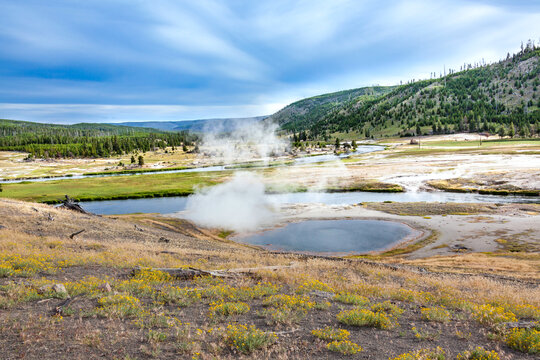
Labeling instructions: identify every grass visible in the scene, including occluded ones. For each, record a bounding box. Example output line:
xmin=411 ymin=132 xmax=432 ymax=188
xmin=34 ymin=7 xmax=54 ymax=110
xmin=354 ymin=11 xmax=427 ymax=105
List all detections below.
xmin=427 ymin=179 xmax=540 ymax=197
xmin=0 ymin=170 xmax=229 ymax=203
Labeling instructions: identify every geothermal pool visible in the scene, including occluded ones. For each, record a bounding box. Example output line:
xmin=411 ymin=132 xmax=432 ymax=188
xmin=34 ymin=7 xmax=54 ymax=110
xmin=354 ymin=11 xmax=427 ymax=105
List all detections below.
xmin=233 ymin=219 xmax=417 ymax=254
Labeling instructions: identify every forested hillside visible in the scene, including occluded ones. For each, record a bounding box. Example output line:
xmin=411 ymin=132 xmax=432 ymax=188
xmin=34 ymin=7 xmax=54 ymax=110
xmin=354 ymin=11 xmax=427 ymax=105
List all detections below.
xmin=0 ymin=119 xmax=196 ymax=158
xmin=268 ymin=86 xmax=395 ymax=132
xmin=277 ymin=43 xmax=540 ymax=140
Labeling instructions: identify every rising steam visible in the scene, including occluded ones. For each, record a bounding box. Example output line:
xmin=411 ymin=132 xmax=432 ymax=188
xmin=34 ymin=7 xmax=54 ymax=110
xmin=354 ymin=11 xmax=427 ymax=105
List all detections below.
xmin=184 ymin=172 xmax=278 ymax=232
xmin=184 ymin=119 xmax=288 ymax=232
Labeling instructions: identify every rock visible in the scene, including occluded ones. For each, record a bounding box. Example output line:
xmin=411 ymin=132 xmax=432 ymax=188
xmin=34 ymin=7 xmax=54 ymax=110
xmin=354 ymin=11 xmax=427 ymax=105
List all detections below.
xmin=98 ymin=282 xmax=112 ymax=293
xmin=52 ymin=283 xmax=68 ymax=296
xmin=159 ymin=237 xmax=170 ymax=243
xmin=38 ymin=284 xmax=53 ymax=294
xmin=502 ymin=321 xmax=539 ymax=329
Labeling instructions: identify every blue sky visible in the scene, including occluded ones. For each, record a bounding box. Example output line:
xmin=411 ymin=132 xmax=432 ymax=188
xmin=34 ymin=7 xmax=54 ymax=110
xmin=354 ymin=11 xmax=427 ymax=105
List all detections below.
xmin=1 ymin=0 xmax=539 ymax=124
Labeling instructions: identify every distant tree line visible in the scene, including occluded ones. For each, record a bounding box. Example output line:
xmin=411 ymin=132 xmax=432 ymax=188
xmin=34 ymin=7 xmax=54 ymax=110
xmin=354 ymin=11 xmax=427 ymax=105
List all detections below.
xmin=0 ymin=120 xmax=197 ymax=158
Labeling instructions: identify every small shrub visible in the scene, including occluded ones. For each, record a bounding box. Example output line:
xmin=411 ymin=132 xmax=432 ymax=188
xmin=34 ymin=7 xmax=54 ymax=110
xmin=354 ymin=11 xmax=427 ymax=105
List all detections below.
xmin=456 ymin=347 xmax=500 ymax=360
xmin=505 ymin=328 xmax=539 ymax=354
xmin=262 ymin=294 xmax=314 ymax=310
xmin=337 ymin=309 xmax=395 ymax=329
xmin=224 ymin=324 xmax=277 ymax=354
xmin=421 ymin=307 xmax=451 ymax=322
xmin=296 ymin=279 xmax=334 ymax=294
xmin=371 ymin=301 xmax=404 ymax=317
xmin=326 ymin=340 xmax=362 ymax=355
xmin=312 ymin=326 xmax=350 ymax=341
xmin=390 ymin=347 xmax=446 ymax=360
xmin=208 ymin=301 xmax=250 ymax=318
xmin=471 ymin=304 xmax=517 ymax=326
xmin=314 ymin=301 xmax=332 ymax=310
xmin=233 ymin=282 xmax=280 ymax=300
xmin=334 ymin=292 xmax=369 ymax=306
xmin=132 ymin=268 xmax=172 ymax=282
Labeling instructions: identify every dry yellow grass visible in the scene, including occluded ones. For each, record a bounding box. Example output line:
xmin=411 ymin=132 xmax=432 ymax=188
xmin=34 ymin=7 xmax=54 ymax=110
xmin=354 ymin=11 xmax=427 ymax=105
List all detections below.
xmin=1 ymin=198 xmax=538 ymax=310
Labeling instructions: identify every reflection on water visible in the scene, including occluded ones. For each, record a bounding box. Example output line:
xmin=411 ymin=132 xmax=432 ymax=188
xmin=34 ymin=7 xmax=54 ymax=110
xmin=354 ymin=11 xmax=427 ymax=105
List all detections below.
xmin=233 ymin=219 xmax=414 ymax=254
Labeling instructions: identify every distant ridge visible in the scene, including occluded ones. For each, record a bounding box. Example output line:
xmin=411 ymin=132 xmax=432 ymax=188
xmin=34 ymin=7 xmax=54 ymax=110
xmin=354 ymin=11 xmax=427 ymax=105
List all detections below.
xmin=114 ymin=116 xmax=268 ymax=132
xmin=271 ymin=45 xmax=540 ymax=139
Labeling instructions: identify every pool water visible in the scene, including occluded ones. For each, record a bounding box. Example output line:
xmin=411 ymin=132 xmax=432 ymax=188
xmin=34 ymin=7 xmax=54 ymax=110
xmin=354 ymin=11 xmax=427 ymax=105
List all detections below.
xmin=233 ymin=219 xmax=417 ymax=254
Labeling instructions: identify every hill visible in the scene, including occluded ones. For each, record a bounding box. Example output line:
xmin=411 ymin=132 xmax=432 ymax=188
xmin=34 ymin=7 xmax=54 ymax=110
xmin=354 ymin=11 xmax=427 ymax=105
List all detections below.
xmin=275 ymin=45 xmax=540 ymax=140
xmin=114 ymin=116 xmax=267 ymax=133
xmin=0 ymin=119 xmax=196 ymax=158
xmin=267 ymin=86 xmax=395 ymax=132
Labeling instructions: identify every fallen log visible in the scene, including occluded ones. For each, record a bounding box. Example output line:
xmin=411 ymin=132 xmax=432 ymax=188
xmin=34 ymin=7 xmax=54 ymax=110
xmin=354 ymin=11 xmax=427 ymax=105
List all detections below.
xmin=133 ymin=267 xmax=234 ymax=279
xmin=59 ymin=195 xmax=91 ymax=214
xmin=133 ymin=262 xmax=298 ymax=279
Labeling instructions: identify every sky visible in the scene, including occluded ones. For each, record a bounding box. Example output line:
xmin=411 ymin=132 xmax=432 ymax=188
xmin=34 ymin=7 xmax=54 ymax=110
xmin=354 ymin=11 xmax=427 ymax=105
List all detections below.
xmin=1 ymin=0 xmax=539 ymax=124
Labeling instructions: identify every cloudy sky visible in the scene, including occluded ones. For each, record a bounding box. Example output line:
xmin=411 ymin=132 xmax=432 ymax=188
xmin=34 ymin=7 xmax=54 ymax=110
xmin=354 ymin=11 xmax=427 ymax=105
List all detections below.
xmin=1 ymin=0 xmax=539 ymax=124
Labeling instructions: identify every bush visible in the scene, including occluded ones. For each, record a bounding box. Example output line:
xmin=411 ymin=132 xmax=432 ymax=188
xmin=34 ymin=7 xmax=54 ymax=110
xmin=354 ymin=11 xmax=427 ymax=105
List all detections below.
xmin=371 ymin=301 xmax=404 ymax=317
xmin=505 ymin=328 xmax=540 ymax=354
xmin=334 ymin=292 xmax=369 ymax=306
xmin=471 ymin=304 xmax=517 ymax=326
xmin=312 ymin=326 xmax=350 ymax=341
xmin=421 ymin=307 xmax=451 ymax=322
xmin=224 ymin=324 xmax=277 ymax=354
xmin=337 ymin=309 xmax=395 ymax=329
xmin=326 ymin=340 xmax=362 ymax=355
xmin=208 ymin=301 xmax=250 ymax=318
xmin=456 ymin=347 xmax=500 ymax=360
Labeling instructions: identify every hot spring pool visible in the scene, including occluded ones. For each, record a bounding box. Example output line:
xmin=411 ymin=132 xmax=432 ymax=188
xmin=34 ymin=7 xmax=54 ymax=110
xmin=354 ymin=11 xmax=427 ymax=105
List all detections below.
xmin=233 ymin=219 xmax=419 ymax=255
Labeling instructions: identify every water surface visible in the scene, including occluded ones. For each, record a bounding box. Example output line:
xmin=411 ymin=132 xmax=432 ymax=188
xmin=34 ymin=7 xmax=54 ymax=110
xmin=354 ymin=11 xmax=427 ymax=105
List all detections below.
xmin=234 ymin=219 xmax=414 ymax=254
xmin=79 ymin=190 xmax=540 ymax=215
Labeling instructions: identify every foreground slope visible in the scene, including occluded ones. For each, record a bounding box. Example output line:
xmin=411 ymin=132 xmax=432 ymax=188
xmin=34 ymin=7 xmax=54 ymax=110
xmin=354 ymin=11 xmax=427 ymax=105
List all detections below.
xmin=0 ymin=199 xmax=538 ymax=359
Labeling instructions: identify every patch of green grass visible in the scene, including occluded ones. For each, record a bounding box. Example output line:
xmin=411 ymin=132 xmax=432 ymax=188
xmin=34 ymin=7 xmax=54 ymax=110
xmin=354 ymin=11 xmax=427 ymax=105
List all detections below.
xmin=0 ymin=170 xmax=229 ymax=203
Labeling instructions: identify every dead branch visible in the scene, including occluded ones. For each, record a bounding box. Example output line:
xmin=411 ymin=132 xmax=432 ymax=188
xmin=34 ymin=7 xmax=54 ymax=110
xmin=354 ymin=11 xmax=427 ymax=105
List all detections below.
xmin=53 ymin=296 xmax=77 ymax=316
xmin=69 ymin=229 xmax=85 ymax=239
